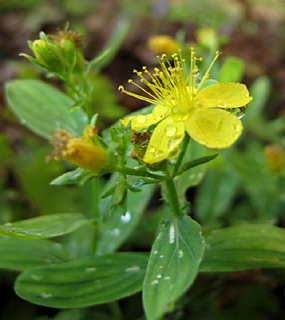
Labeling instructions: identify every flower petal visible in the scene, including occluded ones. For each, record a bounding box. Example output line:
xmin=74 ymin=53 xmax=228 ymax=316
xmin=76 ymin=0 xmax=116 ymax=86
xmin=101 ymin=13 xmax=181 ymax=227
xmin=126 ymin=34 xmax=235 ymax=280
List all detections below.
xmin=197 ymin=83 xmax=252 ymax=108
xmin=144 ymin=116 xmax=185 ymax=163
xmin=121 ymin=105 xmax=169 ymax=131
xmin=184 ymin=108 xmax=243 ymax=149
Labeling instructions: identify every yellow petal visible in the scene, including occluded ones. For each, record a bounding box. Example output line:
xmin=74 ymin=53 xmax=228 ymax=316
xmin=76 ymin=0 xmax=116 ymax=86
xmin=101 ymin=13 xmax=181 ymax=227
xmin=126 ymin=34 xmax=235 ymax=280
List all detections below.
xmin=143 ymin=116 xmax=185 ymax=163
xmin=197 ymin=83 xmax=252 ymax=108
xmin=184 ymin=108 xmax=243 ymax=149
xmin=121 ymin=105 xmax=169 ymax=131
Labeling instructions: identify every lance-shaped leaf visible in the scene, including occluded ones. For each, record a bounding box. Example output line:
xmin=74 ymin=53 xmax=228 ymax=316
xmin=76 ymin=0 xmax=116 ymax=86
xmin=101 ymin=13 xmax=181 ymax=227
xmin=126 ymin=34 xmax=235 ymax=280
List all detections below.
xmin=0 ymin=213 xmax=89 ymax=239
xmin=5 ymin=80 xmax=87 ymax=139
xmin=143 ymin=215 xmax=205 ymax=320
xmin=50 ymin=168 xmax=97 ymax=186
xmin=15 ymin=253 xmax=148 ymax=308
xmin=177 ymin=153 xmax=218 ymax=176
xmin=0 ymin=237 xmax=74 ymax=271
xmin=200 ymin=224 xmax=285 ymax=272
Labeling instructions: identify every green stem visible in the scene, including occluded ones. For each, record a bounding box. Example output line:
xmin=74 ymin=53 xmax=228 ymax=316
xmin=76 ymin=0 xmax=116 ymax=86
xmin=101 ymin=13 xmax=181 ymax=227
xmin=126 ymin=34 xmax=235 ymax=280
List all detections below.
xmin=117 ymin=166 xmax=166 ymax=180
xmin=164 ymin=178 xmax=181 ymax=217
xmin=172 ymin=133 xmax=190 ymax=178
xmin=92 ymin=176 xmax=100 ymax=254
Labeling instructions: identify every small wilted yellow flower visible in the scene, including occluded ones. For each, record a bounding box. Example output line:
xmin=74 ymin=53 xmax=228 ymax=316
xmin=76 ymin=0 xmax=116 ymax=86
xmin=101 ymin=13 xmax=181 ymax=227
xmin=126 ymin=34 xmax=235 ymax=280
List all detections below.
xmin=119 ymin=49 xmax=252 ymax=163
xmin=148 ymin=35 xmax=178 ymax=55
xmin=50 ymin=125 xmax=108 ymax=172
xmin=264 ymin=144 xmax=283 ymax=173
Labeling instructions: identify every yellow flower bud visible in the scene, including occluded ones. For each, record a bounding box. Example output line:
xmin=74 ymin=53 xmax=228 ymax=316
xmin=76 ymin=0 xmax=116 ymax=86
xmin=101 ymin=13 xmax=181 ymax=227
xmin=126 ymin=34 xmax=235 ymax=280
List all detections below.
xmin=32 ymin=40 xmax=50 ymax=68
xmin=264 ymin=144 xmax=283 ymax=173
xmin=50 ymin=126 xmax=108 ymax=172
xmin=148 ymin=35 xmax=178 ymax=55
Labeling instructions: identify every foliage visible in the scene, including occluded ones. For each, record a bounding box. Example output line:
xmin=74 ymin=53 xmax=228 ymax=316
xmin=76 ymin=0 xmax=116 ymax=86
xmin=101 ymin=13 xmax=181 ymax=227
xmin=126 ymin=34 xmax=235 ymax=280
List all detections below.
xmin=1 ymin=2 xmax=285 ymax=319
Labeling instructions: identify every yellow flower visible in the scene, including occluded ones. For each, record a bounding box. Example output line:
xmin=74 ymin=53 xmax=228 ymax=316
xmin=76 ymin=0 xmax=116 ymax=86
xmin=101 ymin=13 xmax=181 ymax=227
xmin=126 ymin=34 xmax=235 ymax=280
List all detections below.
xmin=119 ymin=49 xmax=252 ymax=163
xmin=148 ymin=35 xmax=178 ymax=54
xmin=264 ymin=144 xmax=283 ymax=173
xmin=50 ymin=125 xmax=108 ymax=172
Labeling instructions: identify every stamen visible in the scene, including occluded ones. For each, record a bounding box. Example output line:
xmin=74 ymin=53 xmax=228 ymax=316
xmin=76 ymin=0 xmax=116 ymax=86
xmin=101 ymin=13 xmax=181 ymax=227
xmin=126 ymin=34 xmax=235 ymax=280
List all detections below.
xmin=196 ymin=51 xmax=222 ymax=93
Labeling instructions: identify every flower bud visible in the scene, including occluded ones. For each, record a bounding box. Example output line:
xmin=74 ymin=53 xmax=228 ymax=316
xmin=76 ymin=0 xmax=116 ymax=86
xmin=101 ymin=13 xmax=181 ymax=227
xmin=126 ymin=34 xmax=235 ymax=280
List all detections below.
xmin=148 ymin=35 xmax=178 ymax=54
xmin=264 ymin=144 xmax=283 ymax=173
xmin=50 ymin=125 xmax=109 ymax=173
xmin=31 ymin=39 xmax=65 ymax=73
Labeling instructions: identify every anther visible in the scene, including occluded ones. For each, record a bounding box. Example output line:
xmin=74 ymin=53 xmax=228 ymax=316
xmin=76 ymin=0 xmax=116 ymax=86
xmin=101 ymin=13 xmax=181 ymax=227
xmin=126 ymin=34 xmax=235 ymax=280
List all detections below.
xmin=118 ymin=85 xmax=124 ymax=93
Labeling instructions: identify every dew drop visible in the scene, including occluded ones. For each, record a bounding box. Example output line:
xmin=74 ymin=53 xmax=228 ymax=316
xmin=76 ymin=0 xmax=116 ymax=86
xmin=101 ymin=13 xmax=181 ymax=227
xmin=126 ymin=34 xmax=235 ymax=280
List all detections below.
xmin=169 ymin=224 xmax=175 ymax=244
xmin=164 ymin=276 xmax=171 ymax=280
xmin=85 ymin=267 xmax=96 ymax=272
xmin=151 ymin=280 xmax=159 ymax=285
xmin=160 ymin=255 xmax=164 ymax=258
xmin=234 ymin=124 xmax=240 ymax=132
xmin=4 ymin=222 xmax=12 ymax=227
xmin=154 ymin=250 xmax=158 ymax=254
xmin=31 ymin=274 xmax=41 ymax=280
xmin=178 ymin=249 xmax=183 ymax=258
xmin=137 ymin=115 xmax=146 ymax=124
xmin=157 ymin=274 xmax=162 ymax=279
xmin=120 ymin=211 xmax=131 ymax=223
xmin=165 ymin=124 xmax=177 ymax=137
xmin=125 ymin=266 xmax=140 ymax=272
xmin=11 ymin=227 xmax=27 ymax=235
xmin=153 ymin=106 xmax=164 ymax=120
xmin=41 ymin=292 xmax=53 ymax=299
xmin=169 ymin=139 xmax=178 ymax=149
xmin=112 ymin=228 xmax=120 ymax=236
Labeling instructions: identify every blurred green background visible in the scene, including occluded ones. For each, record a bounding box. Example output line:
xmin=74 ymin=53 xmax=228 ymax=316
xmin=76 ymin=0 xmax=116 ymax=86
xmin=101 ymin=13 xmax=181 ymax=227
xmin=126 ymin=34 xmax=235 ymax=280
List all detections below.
xmin=0 ymin=0 xmax=284 ymax=319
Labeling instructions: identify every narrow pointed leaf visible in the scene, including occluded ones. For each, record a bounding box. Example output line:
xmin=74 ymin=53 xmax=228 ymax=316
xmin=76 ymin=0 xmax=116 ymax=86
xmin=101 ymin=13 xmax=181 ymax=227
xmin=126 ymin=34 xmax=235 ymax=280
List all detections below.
xmin=177 ymin=153 xmax=218 ymax=176
xmin=50 ymin=168 xmax=97 ymax=186
xmin=0 ymin=237 xmax=74 ymax=271
xmin=0 ymin=213 xmax=88 ymax=239
xmin=200 ymin=224 xmax=285 ymax=272
xmin=15 ymin=253 xmax=148 ymax=308
xmin=5 ymin=80 xmax=87 ymax=139
xmin=143 ymin=215 xmax=204 ymax=320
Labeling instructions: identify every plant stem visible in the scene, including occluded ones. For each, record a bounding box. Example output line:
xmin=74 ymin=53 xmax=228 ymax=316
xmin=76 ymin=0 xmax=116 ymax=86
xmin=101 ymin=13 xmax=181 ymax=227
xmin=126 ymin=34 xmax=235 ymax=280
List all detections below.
xmin=164 ymin=177 xmax=181 ymax=217
xmin=92 ymin=176 xmax=100 ymax=253
xmin=172 ymin=133 xmax=190 ymax=178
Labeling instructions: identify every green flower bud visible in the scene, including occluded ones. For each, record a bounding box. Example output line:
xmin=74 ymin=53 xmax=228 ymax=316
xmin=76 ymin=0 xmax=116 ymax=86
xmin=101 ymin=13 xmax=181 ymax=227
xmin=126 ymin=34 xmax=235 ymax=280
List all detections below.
xmin=32 ymin=39 xmax=65 ymax=74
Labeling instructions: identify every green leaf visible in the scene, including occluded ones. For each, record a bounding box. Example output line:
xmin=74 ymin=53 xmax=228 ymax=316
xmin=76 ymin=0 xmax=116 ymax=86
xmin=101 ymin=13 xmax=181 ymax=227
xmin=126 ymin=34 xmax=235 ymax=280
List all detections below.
xmin=178 ymin=153 xmax=218 ymax=176
xmin=195 ymin=164 xmax=239 ymax=224
xmin=200 ymin=224 xmax=285 ymax=272
xmin=0 ymin=237 xmax=74 ymax=271
xmin=5 ymin=80 xmax=87 ymax=139
xmin=245 ymin=76 xmax=271 ymax=122
xmin=89 ymin=18 xmax=131 ymax=72
xmin=143 ymin=215 xmax=205 ymax=320
xmin=50 ymin=168 xmax=97 ymax=186
xmin=97 ymin=183 xmax=155 ymax=254
xmin=15 ymin=253 xmax=148 ymax=308
xmin=0 ymin=213 xmax=89 ymax=239
xmin=218 ymin=56 xmax=245 ymax=83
